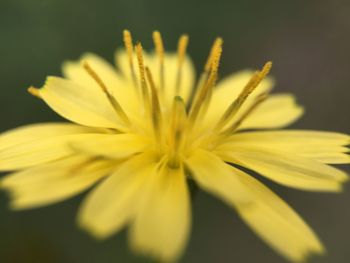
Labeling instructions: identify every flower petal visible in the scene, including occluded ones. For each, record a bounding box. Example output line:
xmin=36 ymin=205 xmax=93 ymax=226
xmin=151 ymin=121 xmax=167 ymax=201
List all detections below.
xmin=0 ymin=123 xmax=102 ymax=171
xmin=62 ymin=53 xmax=139 ymax=114
xmin=115 ymin=50 xmax=195 ymax=107
xmin=129 ymin=164 xmax=190 ymax=263
xmin=186 ymin=149 xmax=323 ymax=262
xmin=238 ymin=94 xmax=304 ymax=130
xmin=220 ymin=130 xmax=350 ymax=164
xmin=233 ymin=167 xmax=324 ymax=262
xmin=215 ymin=146 xmax=348 ymax=191
xmin=78 ymin=152 xmax=159 ymax=239
xmin=185 ymin=149 xmax=252 ymax=205
xmin=1 ymin=156 xmax=113 ymax=209
xmin=0 ymin=123 xmax=100 ymax=151
xmin=69 ymin=133 xmax=151 ymax=159
xmin=39 ymin=77 xmax=125 ymax=129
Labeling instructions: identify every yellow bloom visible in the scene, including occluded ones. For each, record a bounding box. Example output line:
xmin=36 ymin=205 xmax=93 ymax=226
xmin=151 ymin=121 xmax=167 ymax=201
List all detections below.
xmin=1 ymin=30 xmax=349 ymax=262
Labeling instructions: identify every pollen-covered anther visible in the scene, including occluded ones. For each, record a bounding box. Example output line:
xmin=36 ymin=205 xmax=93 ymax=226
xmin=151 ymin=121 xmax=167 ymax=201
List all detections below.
xmin=82 ymin=61 xmax=130 ymax=126
xmin=123 ymin=30 xmax=137 ymax=87
xmin=204 ymin=37 xmax=223 ymax=73
xmin=214 ymin=61 xmax=273 ymax=132
xmin=188 ymin=37 xmax=223 ymax=107
xmin=189 ymin=42 xmax=222 ymax=126
xmin=152 ymin=31 xmax=165 ymax=91
xmin=135 ymin=43 xmax=151 ymax=113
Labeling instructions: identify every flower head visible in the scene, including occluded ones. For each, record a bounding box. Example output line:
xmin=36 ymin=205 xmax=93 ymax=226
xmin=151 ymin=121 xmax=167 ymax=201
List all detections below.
xmin=1 ymin=30 xmax=349 ymax=262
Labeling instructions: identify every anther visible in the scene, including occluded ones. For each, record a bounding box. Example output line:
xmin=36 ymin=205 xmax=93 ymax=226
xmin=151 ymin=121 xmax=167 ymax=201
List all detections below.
xmin=123 ymin=30 xmax=137 ymax=87
xmin=214 ymin=61 xmax=273 ymax=132
xmin=188 ymin=37 xmax=223 ymax=107
xmin=204 ymin=37 xmax=223 ymax=73
xmin=152 ymin=31 xmax=165 ymax=91
xmin=189 ymin=43 xmax=222 ymax=125
xmin=135 ymin=43 xmax=151 ymax=112
xmin=175 ymin=34 xmax=189 ymax=95
xmin=83 ymin=61 xmax=130 ymax=126
xmin=27 ymin=87 xmax=41 ymax=98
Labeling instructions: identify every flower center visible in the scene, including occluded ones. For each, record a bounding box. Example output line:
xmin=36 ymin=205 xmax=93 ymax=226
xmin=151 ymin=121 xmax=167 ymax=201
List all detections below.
xmin=25 ymin=30 xmax=273 ymax=169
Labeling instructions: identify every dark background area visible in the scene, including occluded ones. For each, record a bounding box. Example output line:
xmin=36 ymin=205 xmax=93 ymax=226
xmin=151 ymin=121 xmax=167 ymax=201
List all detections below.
xmin=0 ymin=0 xmax=349 ymax=262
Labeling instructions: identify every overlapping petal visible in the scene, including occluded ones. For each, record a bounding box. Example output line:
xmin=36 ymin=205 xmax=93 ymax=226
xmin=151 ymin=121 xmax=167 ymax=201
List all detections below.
xmin=186 ymin=149 xmax=324 ymax=262
xmin=78 ymin=152 xmax=159 ymax=239
xmin=69 ymin=133 xmax=151 ymax=159
xmin=185 ymin=149 xmax=252 ymax=205
xmin=1 ymin=156 xmax=114 ymax=209
xmin=219 ymin=130 xmax=350 ymax=164
xmin=215 ymin=146 xmax=348 ymax=191
xmin=0 ymin=123 xmax=103 ymax=171
xmin=233 ymin=166 xmax=324 ymax=262
xmin=129 ymin=162 xmax=190 ymax=263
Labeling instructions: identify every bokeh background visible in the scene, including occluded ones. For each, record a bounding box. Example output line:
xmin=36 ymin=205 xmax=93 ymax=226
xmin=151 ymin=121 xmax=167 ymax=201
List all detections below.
xmin=0 ymin=0 xmax=349 ymax=262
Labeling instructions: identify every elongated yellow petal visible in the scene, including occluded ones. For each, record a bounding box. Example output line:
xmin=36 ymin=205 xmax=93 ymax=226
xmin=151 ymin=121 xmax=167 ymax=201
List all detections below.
xmin=129 ymin=164 xmax=190 ymax=263
xmin=232 ymin=166 xmax=324 ymax=262
xmin=0 ymin=133 xmax=100 ymax=171
xmin=39 ymin=77 xmax=126 ymax=129
xmin=238 ymin=94 xmax=304 ymax=130
xmin=216 ymin=146 xmax=348 ymax=191
xmin=185 ymin=149 xmax=252 ymax=204
xmin=78 ymin=152 xmax=159 ymax=239
xmin=69 ymin=133 xmax=151 ymax=159
xmin=0 ymin=123 xmax=101 ymax=152
xmin=63 ymin=53 xmax=138 ymax=114
xmin=186 ymin=149 xmax=324 ymax=262
xmin=220 ymin=130 xmax=350 ymax=164
xmin=1 ymin=156 xmax=113 ymax=209
xmin=115 ymin=50 xmax=195 ymax=107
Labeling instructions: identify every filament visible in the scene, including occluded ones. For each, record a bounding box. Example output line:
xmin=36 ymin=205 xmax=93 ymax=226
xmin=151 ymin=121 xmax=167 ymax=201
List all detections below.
xmin=83 ymin=61 xmax=130 ymax=126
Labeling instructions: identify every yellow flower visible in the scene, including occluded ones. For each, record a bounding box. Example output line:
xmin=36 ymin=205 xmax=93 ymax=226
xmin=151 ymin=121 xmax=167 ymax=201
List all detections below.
xmin=1 ymin=30 xmax=349 ymax=263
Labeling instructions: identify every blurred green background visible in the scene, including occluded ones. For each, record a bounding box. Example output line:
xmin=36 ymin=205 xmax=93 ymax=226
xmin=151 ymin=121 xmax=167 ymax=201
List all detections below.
xmin=0 ymin=0 xmax=349 ymax=262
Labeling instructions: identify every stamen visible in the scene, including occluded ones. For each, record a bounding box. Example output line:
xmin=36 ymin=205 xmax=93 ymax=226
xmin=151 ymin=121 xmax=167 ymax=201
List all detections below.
xmin=152 ymin=31 xmax=165 ymax=90
xmin=83 ymin=61 xmax=130 ymax=126
xmin=135 ymin=43 xmax=151 ymax=113
xmin=168 ymin=96 xmax=187 ymax=168
xmin=27 ymin=87 xmax=41 ymax=98
xmin=221 ymin=92 xmax=268 ymax=135
xmin=214 ymin=61 xmax=273 ymax=132
xmin=145 ymin=66 xmax=162 ymax=143
xmin=123 ymin=30 xmax=137 ymax=87
xmin=175 ymin=34 xmax=189 ymax=95
xmin=188 ymin=37 xmax=223 ymax=107
xmin=189 ymin=43 xmax=222 ymax=125
xmin=204 ymin=37 xmax=223 ymax=73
